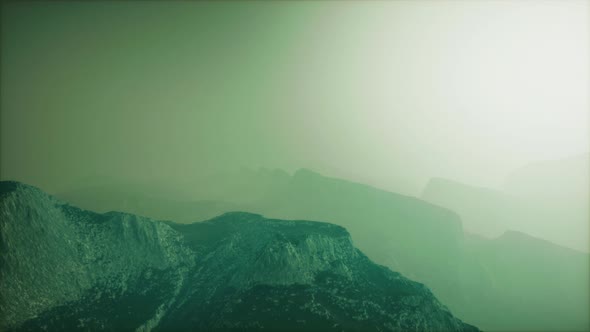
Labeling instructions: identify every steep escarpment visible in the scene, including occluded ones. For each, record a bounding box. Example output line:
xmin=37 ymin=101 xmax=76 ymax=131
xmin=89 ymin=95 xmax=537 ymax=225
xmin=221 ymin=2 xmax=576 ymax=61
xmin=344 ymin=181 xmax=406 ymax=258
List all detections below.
xmin=0 ymin=181 xmax=193 ymax=331
xmin=56 ymin=169 xmax=468 ymax=305
xmin=0 ymin=181 xmax=477 ymax=331
xmin=161 ymin=213 xmax=476 ymax=331
xmin=240 ymin=169 xmax=467 ymax=317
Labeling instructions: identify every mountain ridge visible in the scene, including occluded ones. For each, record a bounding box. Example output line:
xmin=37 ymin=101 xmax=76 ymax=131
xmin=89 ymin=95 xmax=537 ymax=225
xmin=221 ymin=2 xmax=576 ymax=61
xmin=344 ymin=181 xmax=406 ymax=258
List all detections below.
xmin=0 ymin=181 xmax=477 ymax=332
xmin=39 ymin=167 xmax=590 ymax=331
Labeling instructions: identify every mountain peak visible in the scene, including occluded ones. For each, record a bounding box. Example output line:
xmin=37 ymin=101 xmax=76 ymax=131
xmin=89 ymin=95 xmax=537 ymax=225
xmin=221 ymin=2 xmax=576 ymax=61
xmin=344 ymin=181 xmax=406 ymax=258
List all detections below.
xmin=1 ymin=183 xmax=478 ymax=331
xmin=0 ymin=180 xmax=21 ymax=195
xmin=0 ymin=180 xmax=45 ymax=198
xmin=200 ymin=211 xmax=351 ymax=239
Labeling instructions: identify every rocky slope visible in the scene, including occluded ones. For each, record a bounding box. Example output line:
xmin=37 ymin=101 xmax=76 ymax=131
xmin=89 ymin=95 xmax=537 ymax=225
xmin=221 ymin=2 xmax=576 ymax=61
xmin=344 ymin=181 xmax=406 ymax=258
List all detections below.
xmin=55 ymin=168 xmax=590 ymax=331
xmin=0 ymin=181 xmax=477 ymax=332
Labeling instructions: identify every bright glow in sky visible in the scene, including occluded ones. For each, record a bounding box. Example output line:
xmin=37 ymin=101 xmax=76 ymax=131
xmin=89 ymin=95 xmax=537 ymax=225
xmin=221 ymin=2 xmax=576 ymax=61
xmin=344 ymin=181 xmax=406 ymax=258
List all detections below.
xmin=282 ymin=0 xmax=589 ymax=191
xmin=1 ymin=1 xmax=588 ymax=195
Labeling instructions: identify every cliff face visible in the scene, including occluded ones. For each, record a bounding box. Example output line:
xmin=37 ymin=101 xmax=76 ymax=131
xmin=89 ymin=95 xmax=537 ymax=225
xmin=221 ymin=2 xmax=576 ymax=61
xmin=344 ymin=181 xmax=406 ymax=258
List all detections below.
xmin=0 ymin=181 xmax=193 ymax=331
xmin=0 ymin=181 xmax=477 ymax=332
xmin=55 ymin=168 xmax=469 ymax=312
xmin=243 ymin=169 xmax=468 ymax=318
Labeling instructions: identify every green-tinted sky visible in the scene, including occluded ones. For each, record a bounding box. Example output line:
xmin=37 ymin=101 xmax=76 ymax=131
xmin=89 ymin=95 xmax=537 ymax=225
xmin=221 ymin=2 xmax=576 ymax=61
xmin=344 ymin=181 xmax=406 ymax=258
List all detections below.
xmin=1 ymin=1 xmax=588 ymax=195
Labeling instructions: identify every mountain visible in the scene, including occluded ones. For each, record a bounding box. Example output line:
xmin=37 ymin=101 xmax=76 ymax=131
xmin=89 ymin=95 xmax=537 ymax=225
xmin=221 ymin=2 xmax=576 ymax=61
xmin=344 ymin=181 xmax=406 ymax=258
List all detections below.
xmin=243 ymin=169 xmax=466 ymax=309
xmin=421 ymin=172 xmax=589 ymax=253
xmin=461 ymin=231 xmax=589 ymax=331
xmin=52 ymin=169 xmax=468 ymax=320
xmin=420 ymin=177 xmax=527 ymax=238
xmin=51 ymin=168 xmax=590 ymax=330
xmin=0 ymin=181 xmax=477 ymax=332
xmin=420 ymin=176 xmax=590 ymax=331
xmin=201 ymin=168 xmax=589 ymax=331
xmin=420 ymin=154 xmax=590 ymax=254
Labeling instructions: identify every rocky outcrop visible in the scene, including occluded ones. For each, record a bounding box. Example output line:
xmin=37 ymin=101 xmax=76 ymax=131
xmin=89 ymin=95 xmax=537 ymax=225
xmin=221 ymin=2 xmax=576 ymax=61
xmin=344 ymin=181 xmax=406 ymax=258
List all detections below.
xmin=0 ymin=181 xmax=193 ymax=331
xmin=0 ymin=181 xmax=477 ymax=331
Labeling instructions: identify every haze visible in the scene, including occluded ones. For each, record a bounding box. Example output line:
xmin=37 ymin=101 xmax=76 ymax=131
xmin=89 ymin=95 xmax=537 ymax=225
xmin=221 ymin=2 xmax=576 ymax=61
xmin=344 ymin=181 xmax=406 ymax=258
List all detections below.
xmin=1 ymin=2 xmax=588 ymax=248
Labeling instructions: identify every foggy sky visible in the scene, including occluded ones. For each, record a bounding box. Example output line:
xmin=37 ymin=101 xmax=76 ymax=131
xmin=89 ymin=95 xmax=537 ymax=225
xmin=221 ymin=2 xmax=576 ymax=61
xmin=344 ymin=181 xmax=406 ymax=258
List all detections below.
xmin=1 ymin=0 xmax=588 ymax=196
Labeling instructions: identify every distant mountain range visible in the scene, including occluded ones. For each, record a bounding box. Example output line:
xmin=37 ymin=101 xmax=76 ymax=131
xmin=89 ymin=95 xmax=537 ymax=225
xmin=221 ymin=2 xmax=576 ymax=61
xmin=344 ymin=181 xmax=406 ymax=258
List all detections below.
xmin=421 ymin=177 xmax=532 ymax=239
xmin=461 ymin=230 xmax=589 ymax=330
xmin=421 ymin=153 xmax=589 ymax=252
xmin=53 ymin=166 xmax=590 ymax=331
xmin=0 ymin=181 xmax=477 ymax=332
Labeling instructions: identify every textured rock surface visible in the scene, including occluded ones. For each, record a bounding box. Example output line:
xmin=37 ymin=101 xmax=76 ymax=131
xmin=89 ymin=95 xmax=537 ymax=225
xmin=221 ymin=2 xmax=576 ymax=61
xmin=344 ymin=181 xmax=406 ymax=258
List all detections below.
xmin=0 ymin=181 xmax=477 ymax=331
